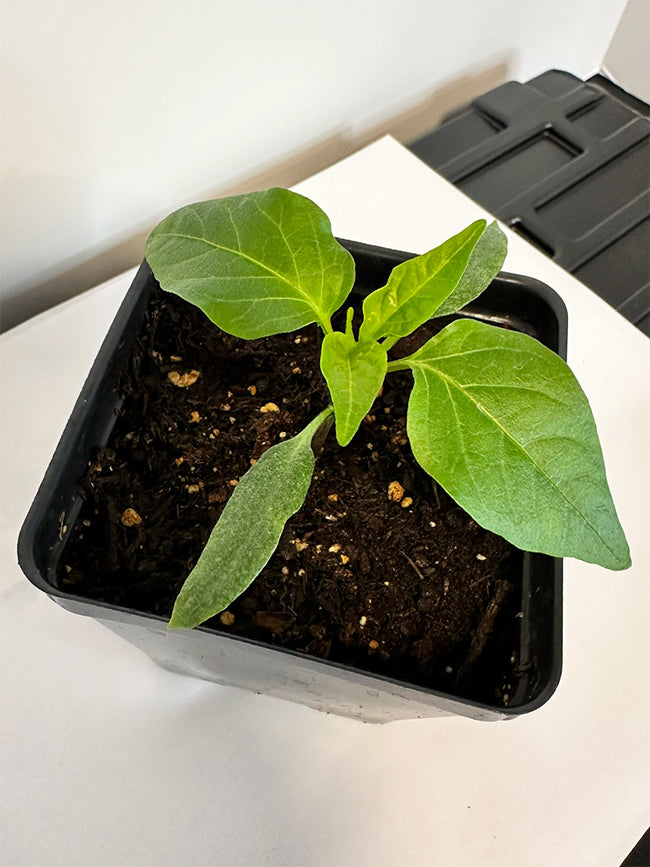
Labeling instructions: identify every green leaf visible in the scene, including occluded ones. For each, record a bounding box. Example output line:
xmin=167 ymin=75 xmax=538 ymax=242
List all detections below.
xmin=145 ymin=188 xmax=355 ymax=339
xmin=358 ymin=220 xmax=505 ymax=343
xmin=168 ymin=408 xmax=333 ymax=629
xmin=320 ymin=326 xmax=387 ymax=446
xmin=404 ymin=319 xmax=630 ymax=570
xmin=433 ymin=221 xmax=507 ymax=317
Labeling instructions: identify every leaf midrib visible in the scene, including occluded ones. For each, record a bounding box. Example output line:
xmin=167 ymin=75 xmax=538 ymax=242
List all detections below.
xmin=163 ymin=230 xmax=327 ymax=321
xmin=371 ymin=225 xmax=482 ymax=335
xmin=343 ymin=352 xmax=354 ymax=434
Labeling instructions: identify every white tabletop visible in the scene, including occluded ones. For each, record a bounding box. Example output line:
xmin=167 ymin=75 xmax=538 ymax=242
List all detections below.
xmin=2 ymin=137 xmax=649 ymax=867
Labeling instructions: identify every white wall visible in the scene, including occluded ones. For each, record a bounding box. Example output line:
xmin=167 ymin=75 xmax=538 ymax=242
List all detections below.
xmin=1 ymin=0 xmax=627 ymax=328
xmin=603 ymin=0 xmax=650 ymax=103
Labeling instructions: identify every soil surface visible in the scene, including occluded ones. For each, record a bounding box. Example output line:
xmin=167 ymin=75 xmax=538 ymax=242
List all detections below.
xmin=61 ymin=287 xmax=525 ymax=705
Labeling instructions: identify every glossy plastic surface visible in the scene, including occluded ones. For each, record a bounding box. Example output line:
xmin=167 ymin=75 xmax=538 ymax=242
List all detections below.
xmin=410 ymin=70 xmax=650 ymax=334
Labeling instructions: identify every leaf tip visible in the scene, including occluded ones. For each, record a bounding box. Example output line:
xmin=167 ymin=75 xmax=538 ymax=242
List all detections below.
xmin=612 ymin=546 xmax=632 ymax=571
xmin=598 ymin=518 xmax=632 ymax=571
xmin=335 ymin=425 xmax=356 ymax=448
xmin=167 ymin=612 xmax=186 ymax=630
xmin=167 ymin=603 xmax=197 ymax=630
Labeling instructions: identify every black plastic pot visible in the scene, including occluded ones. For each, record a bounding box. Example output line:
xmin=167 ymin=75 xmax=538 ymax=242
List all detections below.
xmin=18 ymin=240 xmax=565 ymax=723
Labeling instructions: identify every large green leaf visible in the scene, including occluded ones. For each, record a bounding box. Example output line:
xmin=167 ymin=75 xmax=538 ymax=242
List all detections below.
xmin=404 ymin=319 xmax=630 ymax=569
xmin=145 ymin=188 xmax=355 ymax=338
xmin=358 ymin=220 xmax=505 ymax=343
xmin=168 ymin=408 xmax=333 ymax=629
xmin=321 ymin=325 xmax=387 ymax=446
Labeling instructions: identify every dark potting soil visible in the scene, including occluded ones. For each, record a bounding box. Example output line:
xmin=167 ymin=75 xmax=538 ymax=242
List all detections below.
xmin=61 ymin=287 xmax=525 ymax=705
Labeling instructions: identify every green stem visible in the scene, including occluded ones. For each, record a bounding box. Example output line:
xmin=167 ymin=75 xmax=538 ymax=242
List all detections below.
xmin=381 ymin=335 xmax=401 ymax=351
xmin=319 ymin=315 xmax=334 ymax=335
xmin=310 ymin=405 xmax=334 ymax=426
xmin=386 ymin=358 xmax=414 ymax=373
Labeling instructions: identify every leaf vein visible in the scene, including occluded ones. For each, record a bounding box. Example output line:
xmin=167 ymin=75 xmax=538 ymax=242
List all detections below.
xmin=417 ymin=362 xmax=619 ymax=559
xmin=161 ymin=230 xmax=318 ymax=310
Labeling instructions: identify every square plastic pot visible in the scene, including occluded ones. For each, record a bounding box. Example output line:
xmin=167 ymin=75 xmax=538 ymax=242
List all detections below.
xmin=18 ymin=240 xmax=565 ymax=723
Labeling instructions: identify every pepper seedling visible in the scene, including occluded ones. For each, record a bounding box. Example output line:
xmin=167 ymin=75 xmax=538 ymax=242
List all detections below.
xmin=145 ymin=188 xmax=630 ymax=629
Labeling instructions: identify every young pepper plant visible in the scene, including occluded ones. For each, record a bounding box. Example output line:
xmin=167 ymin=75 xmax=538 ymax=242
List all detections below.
xmin=145 ymin=188 xmax=630 ymax=629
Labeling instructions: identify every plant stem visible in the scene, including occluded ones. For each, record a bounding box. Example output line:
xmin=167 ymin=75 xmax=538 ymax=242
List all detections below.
xmin=381 ymin=335 xmax=401 ymax=351
xmin=386 ymin=358 xmax=413 ymax=373
xmin=319 ymin=316 xmax=334 ymax=335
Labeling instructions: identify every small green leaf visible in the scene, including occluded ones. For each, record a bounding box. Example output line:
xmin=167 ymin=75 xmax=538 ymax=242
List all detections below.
xmin=359 ymin=220 xmax=505 ymax=343
xmin=168 ymin=408 xmax=333 ymax=629
xmin=145 ymin=188 xmax=355 ymax=338
xmin=434 ymin=221 xmax=507 ymax=317
xmin=404 ymin=319 xmax=630 ymax=570
xmin=320 ymin=331 xmax=387 ymax=446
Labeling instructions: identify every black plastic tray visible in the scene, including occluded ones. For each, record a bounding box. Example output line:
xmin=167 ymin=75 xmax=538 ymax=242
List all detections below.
xmin=18 ymin=241 xmax=565 ymax=723
xmin=410 ymin=70 xmax=650 ymax=334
